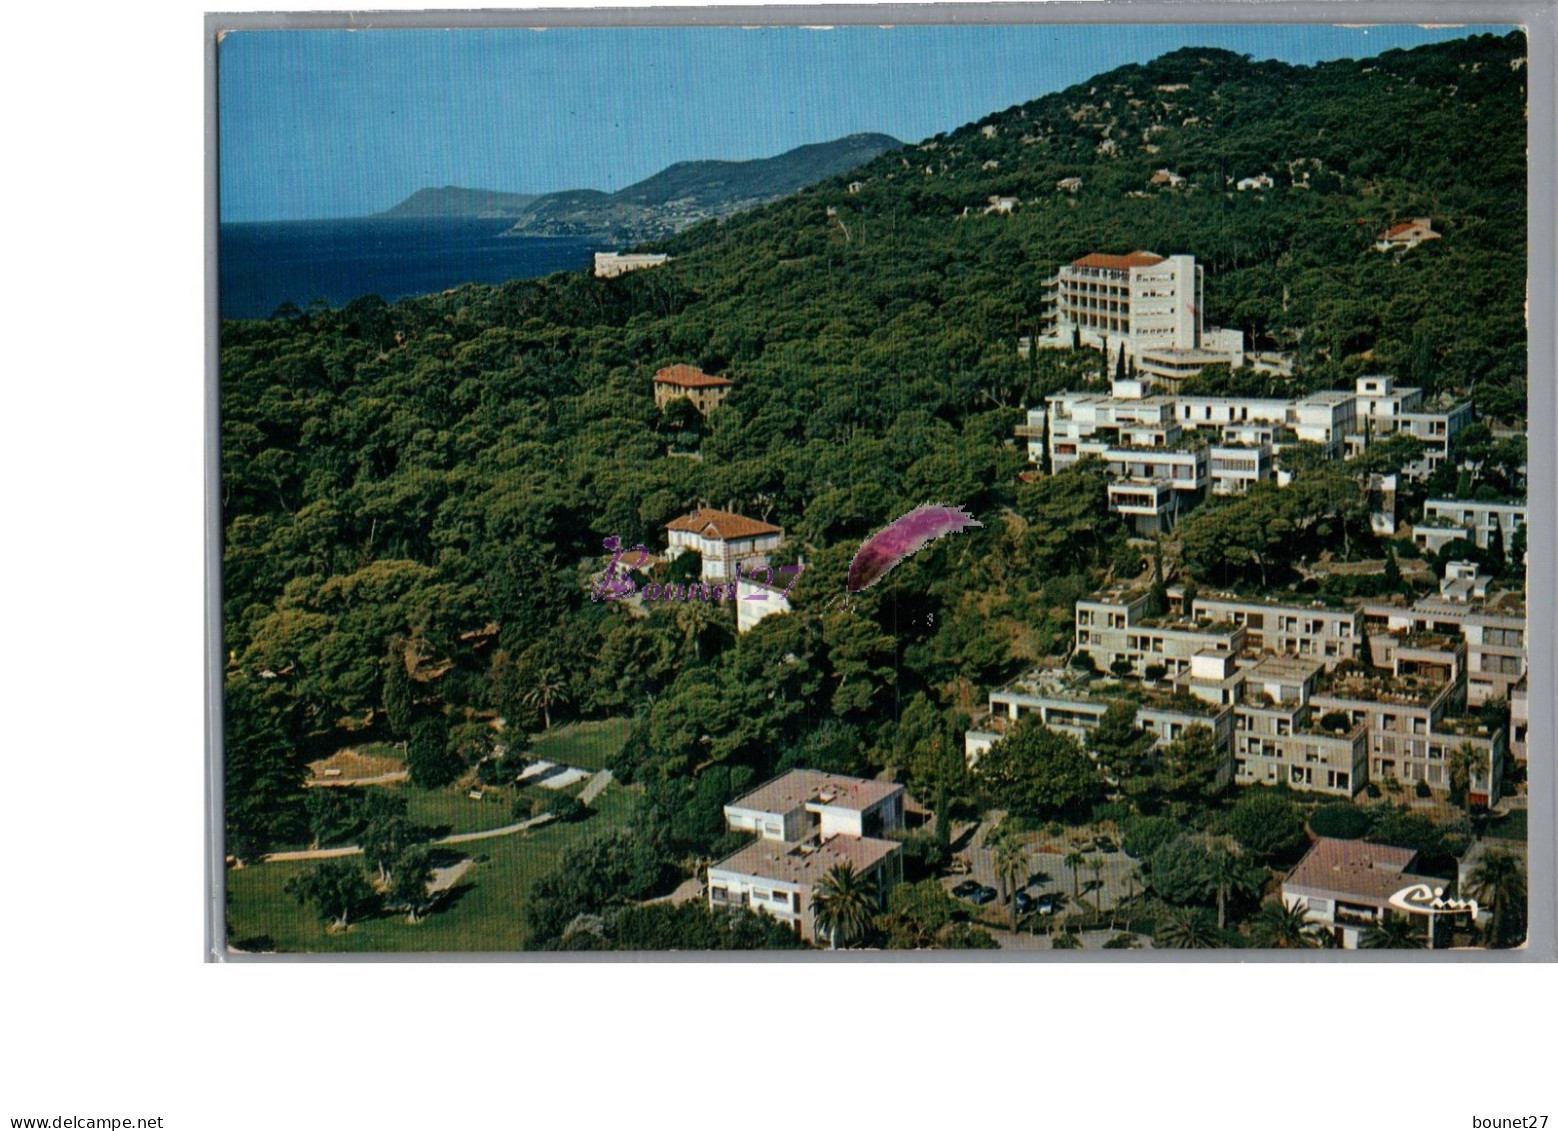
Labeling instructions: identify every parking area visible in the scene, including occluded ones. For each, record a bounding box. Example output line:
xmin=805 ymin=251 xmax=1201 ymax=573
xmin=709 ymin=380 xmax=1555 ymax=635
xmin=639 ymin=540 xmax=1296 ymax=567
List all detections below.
xmin=946 ymin=825 xmax=1146 ymax=921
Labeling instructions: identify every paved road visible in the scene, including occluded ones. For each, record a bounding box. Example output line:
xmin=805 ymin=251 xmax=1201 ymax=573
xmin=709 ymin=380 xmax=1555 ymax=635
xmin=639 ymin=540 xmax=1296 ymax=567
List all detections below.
xmin=261 ymin=812 xmax=557 ymax=863
xmin=306 ymin=771 xmax=410 ymax=788
xmin=579 ymin=769 xmax=615 ymax=806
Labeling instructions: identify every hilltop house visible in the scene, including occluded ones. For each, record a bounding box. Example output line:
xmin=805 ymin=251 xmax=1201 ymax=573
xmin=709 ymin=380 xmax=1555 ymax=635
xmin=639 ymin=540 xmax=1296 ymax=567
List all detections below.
xmin=1056 ymin=176 xmax=1084 ymax=194
xmin=652 ymin=364 xmax=733 ymax=415
xmin=664 ymin=508 xmax=783 ymax=584
xmin=707 ymin=770 xmax=905 ymax=943
xmin=1375 ymin=217 xmax=1440 ymax=252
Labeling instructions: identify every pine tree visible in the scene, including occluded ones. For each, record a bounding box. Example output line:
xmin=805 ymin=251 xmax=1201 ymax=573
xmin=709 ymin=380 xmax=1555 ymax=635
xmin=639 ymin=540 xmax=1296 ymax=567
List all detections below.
xmin=1487 ymin=521 xmax=1506 ymax=575
xmin=1146 ymin=541 xmax=1168 ymax=617
xmin=1383 ymin=547 xmax=1403 ymax=592
xmin=382 ymin=638 xmax=414 ymax=738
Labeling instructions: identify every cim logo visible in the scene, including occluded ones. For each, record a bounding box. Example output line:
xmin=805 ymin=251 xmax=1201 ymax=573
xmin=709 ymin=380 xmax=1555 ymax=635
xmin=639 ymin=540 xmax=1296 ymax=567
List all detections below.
xmin=1387 ymin=883 xmax=1478 ymax=919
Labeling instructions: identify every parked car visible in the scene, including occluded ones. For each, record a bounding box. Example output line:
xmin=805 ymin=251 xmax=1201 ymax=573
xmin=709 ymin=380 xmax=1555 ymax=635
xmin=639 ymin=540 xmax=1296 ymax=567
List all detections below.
xmin=1033 ymin=895 xmax=1060 ymax=915
xmin=1014 ymin=891 xmax=1038 ymax=915
xmin=968 ymin=885 xmax=998 ymax=906
xmin=951 ymin=879 xmax=982 ymax=898
xmin=1094 ymin=836 xmax=1118 ymax=854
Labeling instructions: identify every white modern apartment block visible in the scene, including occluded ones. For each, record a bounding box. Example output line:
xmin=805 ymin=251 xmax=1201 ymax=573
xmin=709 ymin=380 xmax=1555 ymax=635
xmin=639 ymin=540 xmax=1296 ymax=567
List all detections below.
xmin=1208 ymin=443 xmax=1273 ymax=495
xmin=1414 ymin=498 xmax=1526 ymax=553
xmin=664 ymin=508 xmax=783 ymax=583
xmin=708 ymin=771 xmax=904 ymax=943
xmin=1075 ymin=591 xmax=1246 ymax=678
xmin=1352 ymin=374 xmax=1425 ymax=430
xmin=1039 ymin=251 xmax=1244 ymax=380
xmin=1176 ymin=390 xmax=1357 ymax=458
xmin=1394 ymin=402 xmax=1475 ymax=479
xmin=1230 ymin=655 xmax=1369 ymax=796
xmin=1364 ymin=597 xmax=1527 ymax=707
xmin=1349 ymin=378 xmax=1473 ymax=479
xmin=1187 ymin=594 xmax=1362 ymax=668
xmin=963 ymin=669 xmax=1234 ymax=785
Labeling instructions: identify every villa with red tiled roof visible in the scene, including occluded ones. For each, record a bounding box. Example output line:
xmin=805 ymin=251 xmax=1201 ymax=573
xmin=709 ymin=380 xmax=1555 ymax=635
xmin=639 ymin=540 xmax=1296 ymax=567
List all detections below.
xmin=652 ymin=364 xmax=733 ymax=414
xmin=1375 ymin=216 xmax=1441 ymax=252
xmin=664 ymin=508 xmax=784 ymax=583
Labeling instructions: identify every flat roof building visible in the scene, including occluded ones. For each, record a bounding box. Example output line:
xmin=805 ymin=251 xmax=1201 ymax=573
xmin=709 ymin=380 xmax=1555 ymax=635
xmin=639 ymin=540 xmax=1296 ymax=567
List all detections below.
xmin=708 ymin=770 xmax=905 ymax=943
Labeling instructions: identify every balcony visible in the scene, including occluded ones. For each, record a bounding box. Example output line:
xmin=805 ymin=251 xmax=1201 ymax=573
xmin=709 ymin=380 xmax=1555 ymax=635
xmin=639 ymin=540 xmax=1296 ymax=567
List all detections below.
xmin=1333 ymin=905 xmax=1378 ymax=928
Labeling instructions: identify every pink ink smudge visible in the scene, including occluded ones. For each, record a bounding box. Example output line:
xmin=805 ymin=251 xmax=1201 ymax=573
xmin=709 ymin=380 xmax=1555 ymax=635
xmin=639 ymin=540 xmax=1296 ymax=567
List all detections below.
xmin=847 ymin=504 xmax=982 ymax=593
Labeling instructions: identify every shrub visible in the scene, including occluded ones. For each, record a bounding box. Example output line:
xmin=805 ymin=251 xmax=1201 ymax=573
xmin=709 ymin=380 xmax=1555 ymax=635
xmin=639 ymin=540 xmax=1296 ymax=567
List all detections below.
xmin=1070 ymin=651 xmax=1099 ymax=674
xmin=1121 ymin=815 xmax=1180 ymax=861
xmin=1415 ymin=779 xmax=1432 ymax=799
xmin=1320 ymin=711 xmax=1352 ymax=733
xmin=548 ymin=792 xmax=588 ymax=823
xmin=1091 ymin=801 xmax=1132 ymax=826
xmin=1365 ymin=782 xmax=1382 ymax=799
xmin=1143 ymin=663 xmax=1167 ymax=683
xmin=1110 ymin=659 xmax=1135 ymax=678
xmin=1308 ymin=804 xmax=1372 ymax=839
xmin=1225 ymin=788 xmax=1307 ymax=861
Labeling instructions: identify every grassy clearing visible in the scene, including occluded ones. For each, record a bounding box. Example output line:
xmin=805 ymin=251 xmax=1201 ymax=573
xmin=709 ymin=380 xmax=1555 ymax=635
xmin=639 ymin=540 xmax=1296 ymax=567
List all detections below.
xmin=524 ymin=717 xmax=631 ymax=772
xmin=226 ymin=783 xmax=640 ymax=953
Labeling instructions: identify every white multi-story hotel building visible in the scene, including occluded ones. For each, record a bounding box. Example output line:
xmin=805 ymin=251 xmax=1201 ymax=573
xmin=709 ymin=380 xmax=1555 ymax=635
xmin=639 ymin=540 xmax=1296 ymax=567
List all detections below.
xmin=1039 ymin=251 xmax=1244 ymax=380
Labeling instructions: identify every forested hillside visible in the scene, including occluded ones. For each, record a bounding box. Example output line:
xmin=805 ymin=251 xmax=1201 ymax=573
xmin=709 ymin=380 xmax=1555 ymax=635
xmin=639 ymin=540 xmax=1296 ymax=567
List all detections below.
xmin=220 ymin=32 xmax=1527 ymax=873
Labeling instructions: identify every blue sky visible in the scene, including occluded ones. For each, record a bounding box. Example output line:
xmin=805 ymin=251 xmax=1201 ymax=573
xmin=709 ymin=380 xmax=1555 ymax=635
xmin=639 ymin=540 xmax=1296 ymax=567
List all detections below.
xmin=219 ymin=23 xmax=1514 ymax=222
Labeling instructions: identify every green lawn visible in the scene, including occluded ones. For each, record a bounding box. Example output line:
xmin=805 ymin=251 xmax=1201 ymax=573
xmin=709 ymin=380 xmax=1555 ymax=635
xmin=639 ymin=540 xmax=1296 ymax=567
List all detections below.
xmin=403 ymin=783 xmax=530 ymax=836
xmin=524 ymin=717 xmax=631 ymax=772
xmin=226 ymin=783 xmax=640 ymax=953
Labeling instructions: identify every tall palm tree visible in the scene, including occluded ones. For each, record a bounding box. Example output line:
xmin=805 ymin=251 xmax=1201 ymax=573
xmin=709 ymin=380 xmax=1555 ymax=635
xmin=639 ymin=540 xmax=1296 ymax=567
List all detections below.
xmin=674 ymin=595 xmax=722 ymax=663
xmin=1064 ymin=850 xmax=1086 ymax=905
xmin=1155 ymin=907 xmax=1222 ymax=949
xmin=1466 ymin=848 xmax=1526 ymax=948
xmin=811 ymin=862 xmax=880 ymax=950
xmin=1249 ymin=900 xmax=1318 ymax=949
xmin=1202 ymin=844 xmax=1255 ymax=931
xmin=523 ymin=666 xmax=570 ymax=731
xmin=1361 ymin=913 xmax=1425 ymax=949
xmin=1448 ymin=742 xmax=1489 ymax=820
xmin=992 ymin=834 xmax=1029 ymax=931
xmin=1086 ymin=856 xmax=1107 ymax=916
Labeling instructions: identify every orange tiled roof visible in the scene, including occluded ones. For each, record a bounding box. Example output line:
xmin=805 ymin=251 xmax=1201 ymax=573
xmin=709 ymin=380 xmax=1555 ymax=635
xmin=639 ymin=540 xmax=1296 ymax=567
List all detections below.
xmin=653 ymin=364 xmax=732 ymax=389
xmin=665 ymin=508 xmax=782 ymax=541
xmin=1071 ymin=251 xmax=1164 ymax=270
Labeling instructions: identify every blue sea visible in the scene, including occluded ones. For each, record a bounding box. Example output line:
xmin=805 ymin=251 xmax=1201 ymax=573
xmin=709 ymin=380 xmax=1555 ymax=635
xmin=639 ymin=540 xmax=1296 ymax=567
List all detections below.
xmin=218 ymin=217 xmax=602 ymax=321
